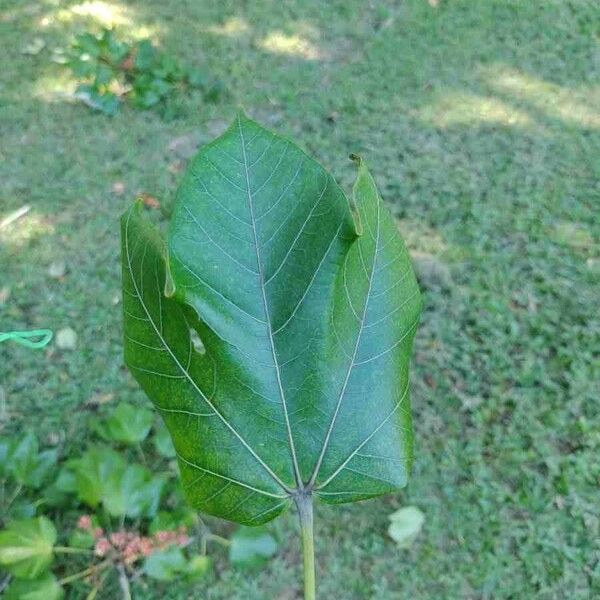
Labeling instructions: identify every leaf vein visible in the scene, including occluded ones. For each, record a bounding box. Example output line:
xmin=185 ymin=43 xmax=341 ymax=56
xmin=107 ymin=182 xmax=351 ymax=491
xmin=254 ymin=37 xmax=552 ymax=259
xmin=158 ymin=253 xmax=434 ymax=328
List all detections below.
xmin=315 ymin=379 xmax=410 ymax=491
xmin=177 ymin=453 xmax=287 ymax=499
xmin=124 ymin=209 xmax=293 ymax=495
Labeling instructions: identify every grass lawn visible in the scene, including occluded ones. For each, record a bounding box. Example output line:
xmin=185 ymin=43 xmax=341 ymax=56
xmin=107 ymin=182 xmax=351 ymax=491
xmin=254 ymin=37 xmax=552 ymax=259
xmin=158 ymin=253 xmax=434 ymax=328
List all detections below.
xmin=1 ymin=0 xmax=599 ymax=598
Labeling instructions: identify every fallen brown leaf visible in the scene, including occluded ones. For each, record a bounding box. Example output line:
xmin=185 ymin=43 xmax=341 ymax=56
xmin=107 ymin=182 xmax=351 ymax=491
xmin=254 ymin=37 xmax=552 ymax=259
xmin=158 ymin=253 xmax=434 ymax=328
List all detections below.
xmin=139 ymin=193 xmax=161 ymax=209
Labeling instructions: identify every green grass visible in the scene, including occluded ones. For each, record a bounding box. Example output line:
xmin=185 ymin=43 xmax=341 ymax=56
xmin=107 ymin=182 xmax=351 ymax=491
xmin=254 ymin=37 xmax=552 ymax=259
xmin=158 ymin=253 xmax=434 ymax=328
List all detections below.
xmin=1 ymin=0 xmax=599 ymax=598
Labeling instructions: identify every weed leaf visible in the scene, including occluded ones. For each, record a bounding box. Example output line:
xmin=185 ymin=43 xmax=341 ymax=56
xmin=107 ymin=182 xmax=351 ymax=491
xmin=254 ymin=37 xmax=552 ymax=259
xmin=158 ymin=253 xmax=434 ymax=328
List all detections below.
xmin=229 ymin=526 xmax=278 ymax=569
xmin=94 ymin=401 xmax=154 ymax=444
xmin=0 ymin=516 xmax=56 ymax=579
xmin=387 ymin=505 xmax=425 ymax=548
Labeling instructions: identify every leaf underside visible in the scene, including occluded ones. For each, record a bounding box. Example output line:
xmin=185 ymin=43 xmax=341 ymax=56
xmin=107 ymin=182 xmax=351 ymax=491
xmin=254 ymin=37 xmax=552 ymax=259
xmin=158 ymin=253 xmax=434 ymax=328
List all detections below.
xmin=121 ymin=113 xmax=422 ymax=525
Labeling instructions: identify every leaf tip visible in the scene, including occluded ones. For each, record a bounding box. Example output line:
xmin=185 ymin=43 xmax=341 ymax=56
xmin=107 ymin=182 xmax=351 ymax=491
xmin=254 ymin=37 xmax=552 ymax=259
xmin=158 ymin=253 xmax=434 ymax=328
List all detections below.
xmin=120 ymin=199 xmax=143 ymax=225
xmin=350 ymin=153 xmax=372 ymax=180
xmin=348 ymin=154 xmax=366 ymax=236
xmin=235 ymin=106 xmax=250 ymax=124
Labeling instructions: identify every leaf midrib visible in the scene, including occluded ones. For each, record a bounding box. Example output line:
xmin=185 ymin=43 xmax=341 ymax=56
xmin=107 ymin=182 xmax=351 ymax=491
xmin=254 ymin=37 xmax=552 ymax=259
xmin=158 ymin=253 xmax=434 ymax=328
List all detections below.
xmin=237 ymin=115 xmax=304 ymax=490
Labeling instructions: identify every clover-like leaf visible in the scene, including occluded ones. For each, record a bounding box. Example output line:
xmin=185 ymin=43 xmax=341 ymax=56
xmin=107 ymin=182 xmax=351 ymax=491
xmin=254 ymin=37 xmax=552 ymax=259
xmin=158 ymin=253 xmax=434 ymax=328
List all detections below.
xmin=94 ymin=401 xmax=154 ymax=444
xmin=387 ymin=505 xmax=425 ymax=549
xmin=75 ymin=85 xmax=120 ymax=116
xmin=8 ymin=432 xmax=38 ymax=483
xmin=144 ymin=546 xmax=187 ymax=581
xmin=0 ymin=438 xmax=10 ymax=478
xmin=43 ymin=467 xmax=78 ymax=508
xmin=0 ymin=516 xmax=56 ymax=579
xmin=7 ymin=501 xmax=37 ymax=521
xmin=149 ymin=509 xmax=196 ymax=535
xmin=70 ymin=446 xmax=124 ymax=508
xmin=70 ymin=446 xmax=165 ymax=517
xmin=185 ymin=554 xmax=212 ymax=580
xmin=68 ymin=528 xmax=95 ymax=549
xmin=3 ymin=572 xmax=64 ymax=600
xmin=229 ymin=526 xmax=278 ymax=569
xmin=103 ymin=464 xmax=167 ymax=518
xmin=7 ymin=433 xmax=57 ymax=489
xmin=152 ymin=421 xmax=176 ymax=458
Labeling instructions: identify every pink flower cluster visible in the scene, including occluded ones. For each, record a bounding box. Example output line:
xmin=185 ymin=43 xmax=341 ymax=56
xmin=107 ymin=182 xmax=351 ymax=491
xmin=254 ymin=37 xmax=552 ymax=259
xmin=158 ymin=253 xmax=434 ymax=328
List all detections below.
xmin=77 ymin=515 xmax=189 ymax=565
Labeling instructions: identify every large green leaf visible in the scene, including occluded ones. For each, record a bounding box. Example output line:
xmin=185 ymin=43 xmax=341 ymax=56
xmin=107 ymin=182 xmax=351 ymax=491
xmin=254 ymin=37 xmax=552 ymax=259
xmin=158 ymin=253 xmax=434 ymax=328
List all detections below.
xmin=0 ymin=516 xmax=56 ymax=579
xmin=121 ymin=113 xmax=421 ymax=525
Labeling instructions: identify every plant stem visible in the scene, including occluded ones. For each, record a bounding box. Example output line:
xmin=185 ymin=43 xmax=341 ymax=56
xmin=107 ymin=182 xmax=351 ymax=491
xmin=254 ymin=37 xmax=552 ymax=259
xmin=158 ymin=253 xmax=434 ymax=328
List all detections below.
xmin=117 ymin=563 xmax=132 ymax=600
xmin=59 ymin=560 xmax=111 ymax=585
xmin=85 ymin=569 xmax=109 ymax=600
xmin=204 ymin=533 xmax=231 ymax=546
xmin=295 ymin=493 xmax=315 ymax=600
xmin=136 ymin=442 xmax=147 ymax=465
xmin=6 ymin=483 xmax=22 ymax=508
xmin=0 ymin=574 xmax=12 ymax=594
xmin=54 ymin=545 xmax=94 ymax=555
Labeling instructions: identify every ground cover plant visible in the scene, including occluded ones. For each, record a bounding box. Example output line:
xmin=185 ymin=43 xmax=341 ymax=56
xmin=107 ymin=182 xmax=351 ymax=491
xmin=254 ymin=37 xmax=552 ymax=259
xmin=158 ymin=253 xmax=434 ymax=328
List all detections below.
xmin=1 ymin=0 xmax=599 ymax=598
xmin=62 ymin=28 xmax=224 ymax=115
xmin=0 ymin=402 xmax=278 ymax=598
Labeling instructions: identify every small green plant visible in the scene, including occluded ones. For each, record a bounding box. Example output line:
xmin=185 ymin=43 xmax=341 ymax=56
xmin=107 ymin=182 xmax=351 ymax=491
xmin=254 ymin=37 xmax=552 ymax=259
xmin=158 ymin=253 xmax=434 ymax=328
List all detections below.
xmin=64 ymin=29 xmax=224 ymax=115
xmin=0 ymin=403 xmax=272 ymax=598
xmin=387 ymin=505 xmax=425 ymax=548
xmin=121 ymin=112 xmax=422 ymax=598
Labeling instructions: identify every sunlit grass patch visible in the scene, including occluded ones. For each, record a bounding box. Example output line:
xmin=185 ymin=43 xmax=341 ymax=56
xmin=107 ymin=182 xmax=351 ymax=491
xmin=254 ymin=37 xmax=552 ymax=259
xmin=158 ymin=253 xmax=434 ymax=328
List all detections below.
xmin=486 ymin=66 xmax=600 ymax=129
xmin=55 ymin=0 xmax=132 ymax=27
xmin=259 ymin=31 xmax=323 ymax=61
xmin=204 ymin=17 xmax=250 ymax=37
xmin=0 ymin=209 xmax=55 ymax=252
xmin=417 ymin=92 xmax=532 ymax=128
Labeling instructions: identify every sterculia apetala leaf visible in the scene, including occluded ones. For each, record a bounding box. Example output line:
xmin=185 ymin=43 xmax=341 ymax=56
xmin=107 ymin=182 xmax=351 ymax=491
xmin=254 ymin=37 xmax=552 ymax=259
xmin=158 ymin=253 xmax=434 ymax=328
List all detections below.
xmin=121 ymin=112 xmax=421 ymax=596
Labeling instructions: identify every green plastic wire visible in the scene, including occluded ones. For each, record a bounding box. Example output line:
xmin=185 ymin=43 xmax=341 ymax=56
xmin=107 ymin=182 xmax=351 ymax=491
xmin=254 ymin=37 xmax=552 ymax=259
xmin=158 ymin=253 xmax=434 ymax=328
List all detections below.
xmin=0 ymin=329 xmax=53 ymax=349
